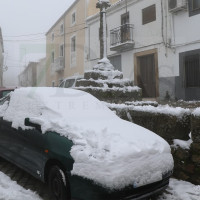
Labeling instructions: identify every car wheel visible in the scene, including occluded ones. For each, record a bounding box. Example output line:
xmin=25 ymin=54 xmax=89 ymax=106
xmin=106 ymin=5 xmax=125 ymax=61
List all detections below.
xmin=48 ymin=165 xmax=69 ymax=200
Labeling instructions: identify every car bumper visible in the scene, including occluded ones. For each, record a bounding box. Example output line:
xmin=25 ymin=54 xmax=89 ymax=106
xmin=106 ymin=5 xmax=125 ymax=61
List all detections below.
xmin=68 ymin=171 xmax=172 ymax=200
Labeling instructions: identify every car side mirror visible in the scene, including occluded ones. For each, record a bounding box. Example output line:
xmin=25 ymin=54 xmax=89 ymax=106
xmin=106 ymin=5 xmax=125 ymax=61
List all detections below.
xmin=25 ymin=118 xmax=41 ymax=132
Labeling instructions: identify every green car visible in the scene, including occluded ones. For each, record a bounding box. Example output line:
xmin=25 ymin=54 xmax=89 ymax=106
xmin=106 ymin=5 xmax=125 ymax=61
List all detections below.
xmin=0 ymin=87 xmax=174 ymax=200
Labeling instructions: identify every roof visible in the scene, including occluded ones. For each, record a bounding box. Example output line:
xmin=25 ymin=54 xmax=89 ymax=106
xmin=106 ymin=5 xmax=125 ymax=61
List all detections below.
xmin=0 ymin=27 xmax=4 ymax=53
xmin=46 ymin=0 xmax=80 ymax=36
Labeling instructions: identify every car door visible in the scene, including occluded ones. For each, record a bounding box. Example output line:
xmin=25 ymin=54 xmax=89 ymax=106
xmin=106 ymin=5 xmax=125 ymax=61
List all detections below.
xmin=16 ymin=125 xmax=48 ymax=179
xmin=0 ymin=118 xmax=23 ymax=163
xmin=0 ymin=96 xmax=24 ymax=164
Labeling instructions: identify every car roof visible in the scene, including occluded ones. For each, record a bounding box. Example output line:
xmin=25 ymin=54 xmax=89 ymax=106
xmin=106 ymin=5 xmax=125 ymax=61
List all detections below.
xmin=0 ymin=87 xmax=15 ymax=92
xmin=62 ymin=75 xmax=83 ymax=81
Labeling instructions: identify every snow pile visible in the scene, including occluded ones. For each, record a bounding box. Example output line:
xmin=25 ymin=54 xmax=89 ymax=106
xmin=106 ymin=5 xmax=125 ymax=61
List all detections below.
xmin=1 ymin=88 xmax=173 ymax=190
xmin=192 ymin=107 xmax=200 ymax=117
xmin=158 ymin=178 xmax=200 ymax=200
xmin=0 ymin=171 xmax=41 ymax=200
xmin=172 ymin=133 xmax=193 ymax=150
xmin=106 ymin=103 xmax=191 ymax=118
xmin=93 ymin=57 xmax=114 ymax=71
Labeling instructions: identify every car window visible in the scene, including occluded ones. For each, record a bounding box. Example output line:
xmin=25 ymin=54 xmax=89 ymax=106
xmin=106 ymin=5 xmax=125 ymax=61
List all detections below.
xmin=65 ymin=79 xmax=75 ymax=88
xmin=59 ymin=81 xmax=65 ymax=88
xmin=2 ymin=90 xmax=12 ymax=97
xmin=0 ymin=94 xmax=10 ymax=105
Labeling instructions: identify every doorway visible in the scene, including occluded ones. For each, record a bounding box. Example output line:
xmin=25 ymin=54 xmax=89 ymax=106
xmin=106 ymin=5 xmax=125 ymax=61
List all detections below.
xmin=134 ymin=49 xmax=159 ymax=98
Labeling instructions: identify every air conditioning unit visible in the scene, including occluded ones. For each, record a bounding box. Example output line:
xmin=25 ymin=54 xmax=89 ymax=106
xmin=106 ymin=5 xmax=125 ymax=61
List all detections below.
xmin=168 ymin=0 xmax=187 ymax=13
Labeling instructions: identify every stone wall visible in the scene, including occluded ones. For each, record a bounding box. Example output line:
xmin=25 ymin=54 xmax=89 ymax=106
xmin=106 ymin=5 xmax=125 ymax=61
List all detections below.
xmin=109 ymin=106 xmax=191 ymax=144
xmin=107 ymin=104 xmax=200 ymax=185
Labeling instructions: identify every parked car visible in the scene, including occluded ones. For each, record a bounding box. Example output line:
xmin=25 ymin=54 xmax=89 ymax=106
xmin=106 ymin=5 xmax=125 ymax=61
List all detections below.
xmin=59 ymin=76 xmax=83 ymax=88
xmin=0 ymin=87 xmax=15 ymax=99
xmin=0 ymin=88 xmax=173 ymax=200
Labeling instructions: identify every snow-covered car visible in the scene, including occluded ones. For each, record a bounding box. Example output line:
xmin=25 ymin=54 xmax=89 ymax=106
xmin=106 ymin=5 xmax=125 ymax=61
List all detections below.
xmin=0 ymin=87 xmax=174 ymax=200
xmin=59 ymin=75 xmax=83 ymax=88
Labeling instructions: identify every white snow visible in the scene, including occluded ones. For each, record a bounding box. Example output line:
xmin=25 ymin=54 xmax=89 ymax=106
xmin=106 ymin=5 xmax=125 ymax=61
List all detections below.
xmin=172 ymin=133 xmax=193 ymax=150
xmin=0 ymin=87 xmax=173 ymax=190
xmin=0 ymin=171 xmax=41 ymax=200
xmin=106 ymin=103 xmax=191 ymax=118
xmin=158 ymin=178 xmax=200 ymax=200
xmin=192 ymin=107 xmax=200 ymax=116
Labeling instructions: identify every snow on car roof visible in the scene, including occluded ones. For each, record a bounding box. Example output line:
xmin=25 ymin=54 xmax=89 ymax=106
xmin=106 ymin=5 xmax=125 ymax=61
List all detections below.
xmin=0 ymin=87 xmax=173 ymax=190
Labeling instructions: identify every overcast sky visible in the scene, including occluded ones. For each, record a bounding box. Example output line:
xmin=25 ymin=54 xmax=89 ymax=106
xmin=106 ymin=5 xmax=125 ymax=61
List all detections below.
xmin=0 ymin=0 xmax=75 ymax=86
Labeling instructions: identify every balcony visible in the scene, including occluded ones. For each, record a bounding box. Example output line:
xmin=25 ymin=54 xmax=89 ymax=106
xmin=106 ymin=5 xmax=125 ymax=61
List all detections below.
xmin=52 ymin=57 xmax=65 ymax=72
xmin=110 ymin=24 xmax=134 ymax=51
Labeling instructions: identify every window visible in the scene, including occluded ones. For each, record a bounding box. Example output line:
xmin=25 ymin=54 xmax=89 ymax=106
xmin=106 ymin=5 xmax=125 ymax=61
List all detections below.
xmin=189 ymin=0 xmax=200 ymax=16
xmin=60 ymin=44 xmax=64 ymax=57
xmin=51 ymin=51 xmax=54 ymax=63
xmin=72 ymin=12 xmax=76 ymax=25
xmin=142 ymin=4 xmax=156 ymax=25
xmin=193 ymin=0 xmax=200 ymax=10
xmin=60 ymin=24 xmax=64 ymax=35
xmin=65 ymin=79 xmax=75 ymax=88
xmin=185 ymin=54 xmax=200 ymax=87
xmin=71 ymin=36 xmax=76 ymax=66
xmin=51 ymin=33 xmax=54 ymax=41
xmin=121 ymin=12 xmax=130 ymax=43
xmin=121 ymin=12 xmax=129 ymax=25
xmin=71 ymin=36 xmax=76 ymax=53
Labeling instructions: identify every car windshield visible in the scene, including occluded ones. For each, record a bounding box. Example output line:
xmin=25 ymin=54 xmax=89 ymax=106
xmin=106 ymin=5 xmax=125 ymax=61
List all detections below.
xmin=64 ymin=79 xmax=75 ymax=88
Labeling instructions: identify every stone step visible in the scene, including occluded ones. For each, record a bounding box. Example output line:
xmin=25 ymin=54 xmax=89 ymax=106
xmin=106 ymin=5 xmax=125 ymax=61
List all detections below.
xmin=84 ymin=70 xmax=123 ymax=80
xmin=77 ymin=87 xmax=142 ymax=103
xmin=76 ymin=79 xmax=133 ymax=88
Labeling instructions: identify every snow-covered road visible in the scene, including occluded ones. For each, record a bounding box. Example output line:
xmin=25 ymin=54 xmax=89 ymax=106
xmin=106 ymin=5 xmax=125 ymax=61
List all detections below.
xmin=158 ymin=178 xmax=200 ymax=200
xmin=0 ymin=171 xmax=199 ymax=200
xmin=0 ymin=171 xmax=41 ymax=200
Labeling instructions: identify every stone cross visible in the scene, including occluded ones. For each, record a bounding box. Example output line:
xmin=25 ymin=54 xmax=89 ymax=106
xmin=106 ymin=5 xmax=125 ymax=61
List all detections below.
xmin=95 ymin=0 xmax=114 ymax=71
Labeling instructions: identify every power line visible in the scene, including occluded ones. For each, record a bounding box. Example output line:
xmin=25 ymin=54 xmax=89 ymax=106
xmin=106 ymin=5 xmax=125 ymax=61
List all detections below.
xmin=1 ymin=26 xmax=88 ymax=42
xmin=3 ymin=22 xmax=86 ymax=38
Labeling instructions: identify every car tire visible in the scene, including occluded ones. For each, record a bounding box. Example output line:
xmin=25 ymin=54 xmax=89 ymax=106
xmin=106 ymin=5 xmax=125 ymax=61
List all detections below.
xmin=48 ymin=165 xmax=70 ymax=200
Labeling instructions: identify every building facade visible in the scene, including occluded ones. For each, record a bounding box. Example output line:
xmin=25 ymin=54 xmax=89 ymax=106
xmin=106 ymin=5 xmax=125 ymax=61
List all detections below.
xmin=0 ymin=27 xmax=4 ymax=87
xmin=18 ymin=62 xmax=38 ymax=87
xmin=45 ymin=0 xmax=119 ymax=87
xmin=86 ymin=0 xmax=200 ymax=101
xmin=46 ymin=0 xmax=87 ymax=87
xmin=36 ymin=58 xmax=46 ymax=87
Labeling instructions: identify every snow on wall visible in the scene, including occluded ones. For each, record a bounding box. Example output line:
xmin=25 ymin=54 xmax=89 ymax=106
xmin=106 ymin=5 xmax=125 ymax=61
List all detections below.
xmin=106 ymin=102 xmax=191 ymax=119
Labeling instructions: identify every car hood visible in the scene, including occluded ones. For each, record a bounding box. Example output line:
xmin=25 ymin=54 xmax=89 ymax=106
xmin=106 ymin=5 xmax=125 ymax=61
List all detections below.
xmin=68 ymin=118 xmax=174 ymax=190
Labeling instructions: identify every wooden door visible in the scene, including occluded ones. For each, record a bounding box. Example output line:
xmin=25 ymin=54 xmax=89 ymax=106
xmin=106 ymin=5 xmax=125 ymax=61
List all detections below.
xmin=138 ymin=54 xmax=156 ymax=98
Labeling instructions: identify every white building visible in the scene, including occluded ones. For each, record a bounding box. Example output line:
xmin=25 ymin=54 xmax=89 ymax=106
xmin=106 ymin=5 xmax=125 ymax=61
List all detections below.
xmin=86 ymin=0 xmax=200 ymax=100
xmin=0 ymin=27 xmax=4 ymax=87
xmin=36 ymin=58 xmax=46 ymax=87
xmin=18 ymin=62 xmax=38 ymax=87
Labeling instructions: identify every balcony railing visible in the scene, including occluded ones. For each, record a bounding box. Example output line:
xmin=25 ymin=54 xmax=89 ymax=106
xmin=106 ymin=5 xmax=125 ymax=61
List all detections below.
xmin=52 ymin=57 xmax=64 ymax=72
xmin=110 ymin=24 xmax=134 ymax=51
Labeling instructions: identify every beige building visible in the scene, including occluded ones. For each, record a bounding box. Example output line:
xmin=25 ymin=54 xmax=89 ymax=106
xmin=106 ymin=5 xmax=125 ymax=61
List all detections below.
xmin=18 ymin=62 xmax=38 ymax=87
xmin=0 ymin=27 xmax=4 ymax=87
xmin=46 ymin=0 xmax=119 ymax=87
xmin=46 ymin=0 xmax=87 ymax=87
